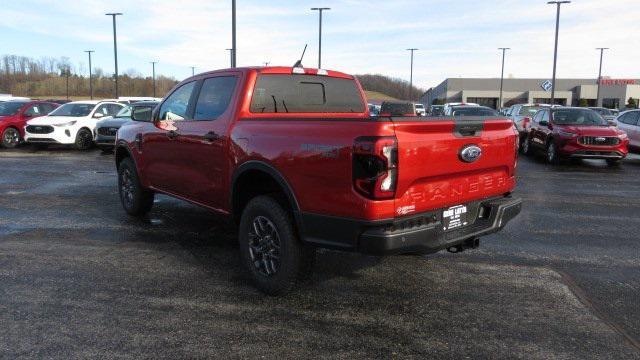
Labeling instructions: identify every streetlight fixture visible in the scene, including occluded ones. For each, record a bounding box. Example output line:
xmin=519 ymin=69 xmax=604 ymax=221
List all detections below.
xmin=547 ymin=1 xmax=570 ymax=106
xmin=311 ymin=7 xmax=331 ymax=68
xmin=406 ymin=48 xmax=418 ymax=101
xmin=105 ymin=12 xmax=123 ymax=98
xmin=498 ymin=47 xmax=510 ymax=110
xmin=231 ymin=0 xmax=237 ymax=68
xmin=595 ymin=47 xmax=609 ymax=107
xmin=226 ymin=48 xmax=233 ymax=68
xmin=150 ymin=61 xmax=158 ymax=98
xmin=84 ymin=50 xmax=95 ymax=100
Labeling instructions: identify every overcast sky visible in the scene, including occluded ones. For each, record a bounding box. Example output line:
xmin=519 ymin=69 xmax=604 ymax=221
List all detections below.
xmin=1 ymin=0 xmax=637 ymax=89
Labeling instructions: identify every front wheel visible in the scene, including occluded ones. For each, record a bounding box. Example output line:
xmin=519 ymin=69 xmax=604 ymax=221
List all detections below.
xmin=546 ymin=142 xmax=560 ymax=165
xmin=238 ymin=195 xmax=315 ymax=295
xmin=606 ymin=159 xmax=622 ymax=167
xmin=521 ymin=136 xmax=532 ymax=156
xmin=1 ymin=127 xmax=21 ymax=148
xmin=75 ymin=128 xmax=94 ymax=150
xmin=117 ymin=158 xmax=154 ymax=216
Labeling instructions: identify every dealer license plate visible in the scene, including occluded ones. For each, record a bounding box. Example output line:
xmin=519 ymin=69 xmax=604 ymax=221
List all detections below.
xmin=442 ymin=205 xmax=468 ymax=231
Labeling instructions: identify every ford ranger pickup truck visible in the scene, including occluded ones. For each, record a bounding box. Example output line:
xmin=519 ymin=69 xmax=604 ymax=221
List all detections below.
xmin=115 ymin=66 xmax=522 ymax=295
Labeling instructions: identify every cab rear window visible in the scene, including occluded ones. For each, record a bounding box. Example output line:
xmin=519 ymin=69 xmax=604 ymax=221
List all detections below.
xmin=250 ymin=74 xmax=364 ymax=113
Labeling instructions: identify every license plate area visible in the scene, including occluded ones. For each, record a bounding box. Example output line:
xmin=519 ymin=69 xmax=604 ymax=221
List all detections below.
xmin=442 ymin=205 xmax=468 ymax=232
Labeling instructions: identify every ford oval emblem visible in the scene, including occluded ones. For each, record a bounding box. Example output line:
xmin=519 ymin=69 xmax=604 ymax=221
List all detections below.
xmin=459 ymin=145 xmax=482 ymax=163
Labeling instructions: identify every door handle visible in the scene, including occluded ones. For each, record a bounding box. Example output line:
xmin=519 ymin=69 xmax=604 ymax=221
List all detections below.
xmin=203 ymin=131 xmax=221 ymax=142
xmin=167 ymin=130 xmax=178 ymax=140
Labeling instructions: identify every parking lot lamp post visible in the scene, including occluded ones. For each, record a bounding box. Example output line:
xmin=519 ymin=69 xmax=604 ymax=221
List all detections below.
xmin=105 ymin=13 xmax=123 ymax=98
xmin=406 ymin=48 xmax=418 ymax=101
xmin=547 ymin=1 xmax=570 ymax=106
xmin=498 ymin=48 xmax=510 ymax=109
xmin=84 ymin=50 xmax=94 ymax=100
xmin=311 ymin=7 xmax=330 ymax=69
xmin=150 ymin=61 xmax=157 ymax=98
xmin=595 ymin=47 xmax=609 ymax=107
xmin=226 ymin=49 xmax=233 ymax=68
xmin=191 ymin=66 xmax=195 ymax=76
xmin=231 ymin=0 xmax=236 ymax=68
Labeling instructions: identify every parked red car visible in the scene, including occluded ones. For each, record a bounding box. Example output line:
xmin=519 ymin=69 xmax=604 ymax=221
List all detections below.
xmin=0 ymin=100 xmax=59 ymax=148
xmin=115 ymin=66 xmax=521 ymax=294
xmin=522 ymin=107 xmax=628 ymax=166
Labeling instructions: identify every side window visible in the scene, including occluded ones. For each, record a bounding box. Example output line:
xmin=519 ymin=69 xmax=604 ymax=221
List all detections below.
xmin=194 ymin=76 xmax=237 ymax=121
xmin=541 ymin=110 xmax=550 ymax=123
xmin=621 ymin=112 xmax=640 ymax=126
xmin=105 ymin=104 xmax=124 ymax=116
xmin=94 ymin=104 xmax=110 ymax=117
xmin=159 ymin=81 xmax=197 ymax=121
xmin=23 ymin=105 xmax=41 ymax=116
xmin=40 ymin=104 xmax=56 ymax=114
xmin=532 ymin=110 xmax=542 ymax=123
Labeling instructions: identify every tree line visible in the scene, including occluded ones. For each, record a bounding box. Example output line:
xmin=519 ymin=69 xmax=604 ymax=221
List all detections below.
xmin=0 ymin=54 xmax=178 ymax=99
xmin=355 ymin=74 xmax=425 ymax=101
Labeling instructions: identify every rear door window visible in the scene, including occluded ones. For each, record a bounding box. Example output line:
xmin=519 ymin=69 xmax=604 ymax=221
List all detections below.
xmin=250 ymin=74 xmax=364 ymax=113
xmin=194 ymin=76 xmax=237 ymax=121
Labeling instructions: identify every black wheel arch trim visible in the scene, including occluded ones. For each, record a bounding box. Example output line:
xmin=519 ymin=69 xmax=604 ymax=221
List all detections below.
xmin=231 ymin=160 xmax=303 ymax=233
xmin=114 ymin=141 xmax=143 ymax=179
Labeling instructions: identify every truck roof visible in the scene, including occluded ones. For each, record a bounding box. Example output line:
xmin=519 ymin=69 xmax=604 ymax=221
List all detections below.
xmin=195 ymin=66 xmax=355 ymax=80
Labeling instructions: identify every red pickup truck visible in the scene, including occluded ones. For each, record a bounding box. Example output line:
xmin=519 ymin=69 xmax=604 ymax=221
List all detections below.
xmin=115 ymin=66 xmax=522 ymax=295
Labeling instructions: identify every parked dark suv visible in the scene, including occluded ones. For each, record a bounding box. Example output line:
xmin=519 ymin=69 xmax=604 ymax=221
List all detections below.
xmin=522 ymin=107 xmax=629 ymax=166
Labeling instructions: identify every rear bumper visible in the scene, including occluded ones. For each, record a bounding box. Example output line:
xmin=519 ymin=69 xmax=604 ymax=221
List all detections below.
xmin=300 ymin=195 xmax=522 ymax=255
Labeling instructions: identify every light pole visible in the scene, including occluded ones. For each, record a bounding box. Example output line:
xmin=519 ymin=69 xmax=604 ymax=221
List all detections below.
xmin=406 ymin=48 xmax=418 ymax=101
xmin=105 ymin=12 xmax=123 ymax=98
xmin=263 ymin=61 xmax=270 ymax=67
xmin=226 ymin=48 xmax=233 ymax=68
xmin=84 ymin=50 xmax=94 ymax=100
xmin=595 ymin=47 xmax=609 ymax=107
xmin=150 ymin=61 xmax=157 ymax=98
xmin=311 ymin=7 xmax=330 ymax=68
xmin=547 ymin=1 xmax=570 ymax=106
xmin=190 ymin=66 xmax=196 ymax=76
xmin=498 ymin=47 xmax=510 ymax=110
xmin=231 ymin=0 xmax=236 ymax=68
xmin=61 ymin=66 xmax=71 ymax=100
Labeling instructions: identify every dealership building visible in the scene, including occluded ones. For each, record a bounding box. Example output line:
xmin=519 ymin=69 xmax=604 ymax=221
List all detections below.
xmin=419 ymin=78 xmax=640 ymax=110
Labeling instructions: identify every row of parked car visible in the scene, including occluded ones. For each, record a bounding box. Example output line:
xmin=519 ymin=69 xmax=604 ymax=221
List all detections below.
xmin=0 ymin=97 xmax=160 ymax=151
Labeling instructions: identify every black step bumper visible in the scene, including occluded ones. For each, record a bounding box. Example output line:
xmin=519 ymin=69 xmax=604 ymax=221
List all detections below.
xmin=300 ymin=195 xmax=522 ymax=255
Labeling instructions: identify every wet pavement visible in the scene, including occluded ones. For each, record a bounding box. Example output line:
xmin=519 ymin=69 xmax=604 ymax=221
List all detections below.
xmin=1 ymin=146 xmax=639 ymax=359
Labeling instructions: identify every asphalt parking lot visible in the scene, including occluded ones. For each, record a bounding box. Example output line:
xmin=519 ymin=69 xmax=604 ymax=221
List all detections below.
xmin=1 ymin=146 xmax=639 ymax=359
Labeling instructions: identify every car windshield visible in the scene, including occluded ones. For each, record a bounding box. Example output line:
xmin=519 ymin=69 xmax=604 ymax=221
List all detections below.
xmin=114 ymin=105 xmax=133 ymax=118
xmin=49 ymin=103 xmax=96 ymax=117
xmin=519 ymin=106 xmax=543 ymax=116
xmin=452 ymin=107 xmax=498 ymax=116
xmin=552 ymin=109 xmax=606 ymax=126
xmin=0 ymin=101 xmax=25 ymax=116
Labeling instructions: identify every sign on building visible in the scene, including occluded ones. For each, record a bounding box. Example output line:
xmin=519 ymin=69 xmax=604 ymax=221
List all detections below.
xmin=541 ymin=80 xmax=553 ymax=92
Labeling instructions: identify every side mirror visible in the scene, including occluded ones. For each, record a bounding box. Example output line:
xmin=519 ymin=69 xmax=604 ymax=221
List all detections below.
xmin=131 ymin=106 xmax=153 ymax=122
xmin=93 ymin=112 xmax=104 ymax=119
xmin=607 ymin=119 xmax=616 ymax=127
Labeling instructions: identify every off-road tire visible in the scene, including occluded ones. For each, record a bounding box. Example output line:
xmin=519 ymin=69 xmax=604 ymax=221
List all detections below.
xmin=117 ymin=157 xmax=154 ymax=216
xmin=238 ymin=195 xmax=315 ymax=296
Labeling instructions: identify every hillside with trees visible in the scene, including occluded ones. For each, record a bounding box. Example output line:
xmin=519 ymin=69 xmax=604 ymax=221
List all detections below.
xmin=355 ymin=74 xmax=424 ymax=101
xmin=0 ymin=54 xmax=178 ymax=99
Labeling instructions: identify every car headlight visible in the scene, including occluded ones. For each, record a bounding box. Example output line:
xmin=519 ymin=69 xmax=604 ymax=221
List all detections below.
xmin=53 ymin=120 xmax=77 ymax=127
xmin=558 ymin=130 xmax=577 ymax=138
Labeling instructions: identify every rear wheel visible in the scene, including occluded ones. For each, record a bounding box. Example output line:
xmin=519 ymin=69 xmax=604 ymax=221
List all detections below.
xmin=546 ymin=142 xmax=560 ymax=165
xmin=1 ymin=127 xmax=20 ymax=148
xmin=118 ymin=158 xmax=154 ymax=216
xmin=75 ymin=128 xmax=94 ymax=150
xmin=238 ymin=195 xmax=315 ymax=295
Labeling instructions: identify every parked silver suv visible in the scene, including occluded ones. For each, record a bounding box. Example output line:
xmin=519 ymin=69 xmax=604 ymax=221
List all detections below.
xmin=616 ymin=110 xmax=640 ymax=152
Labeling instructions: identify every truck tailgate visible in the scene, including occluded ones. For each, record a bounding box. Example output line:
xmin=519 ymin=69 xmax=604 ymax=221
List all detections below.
xmin=391 ymin=117 xmax=517 ymax=216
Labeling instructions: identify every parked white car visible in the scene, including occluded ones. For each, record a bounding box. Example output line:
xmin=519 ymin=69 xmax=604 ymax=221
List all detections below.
xmin=414 ymin=103 xmax=426 ymax=116
xmin=615 ymin=110 xmax=640 ymax=152
xmin=24 ymin=100 xmax=124 ymax=150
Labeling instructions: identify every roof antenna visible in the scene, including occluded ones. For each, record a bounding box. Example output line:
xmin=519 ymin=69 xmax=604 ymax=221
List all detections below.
xmin=293 ymin=44 xmax=307 ymax=68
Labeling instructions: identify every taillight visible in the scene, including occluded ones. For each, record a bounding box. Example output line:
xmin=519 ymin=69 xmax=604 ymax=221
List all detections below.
xmin=352 ymin=136 xmax=398 ymax=200
xmin=522 ymin=117 xmax=530 ymax=130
